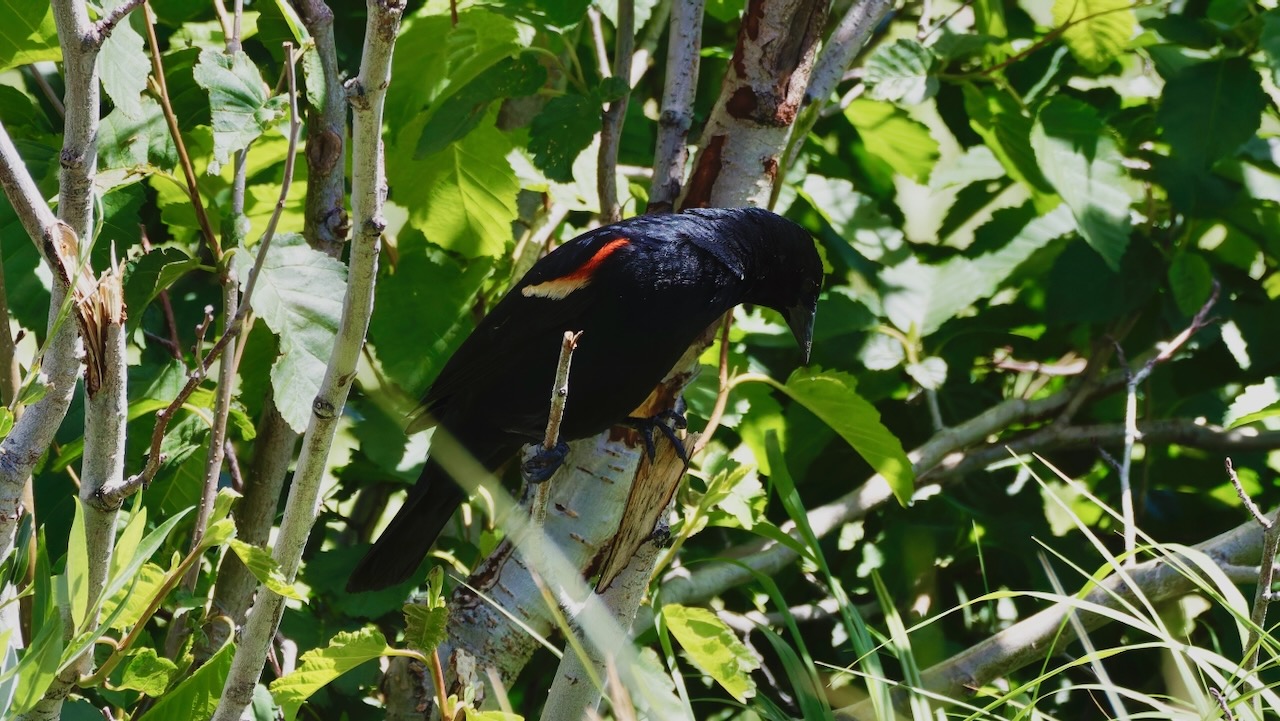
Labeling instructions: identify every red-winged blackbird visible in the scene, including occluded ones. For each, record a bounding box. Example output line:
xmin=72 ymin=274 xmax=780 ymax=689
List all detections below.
xmin=347 ymin=207 xmax=822 ymax=592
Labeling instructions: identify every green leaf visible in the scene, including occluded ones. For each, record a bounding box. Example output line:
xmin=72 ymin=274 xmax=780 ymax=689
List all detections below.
xmin=1225 ymin=378 xmax=1280 ymax=429
xmin=1262 ymin=11 xmax=1280 ymax=85
xmin=368 ymin=231 xmax=494 ymax=394
xmin=1168 ymin=252 xmax=1213 ymax=317
xmin=880 ymin=204 xmax=1074 ymax=335
xmin=386 ymin=9 xmax=522 ymax=132
xmin=9 ymin=608 xmax=62 ymax=714
xmin=393 ymin=121 xmax=519 ymax=259
xmin=1158 ymin=58 xmax=1266 ymax=172
xmin=99 ymin=96 xmax=179 ymax=172
xmin=415 ymin=53 xmax=547 ymax=158
xmin=863 ymin=39 xmax=937 ymax=105
xmin=0 ymin=407 xmax=12 ymax=440
xmin=67 ymin=499 xmax=89 ymax=631
xmin=139 ymin=641 xmax=234 ymax=721
xmin=269 ymin=628 xmax=392 ymax=721
xmin=98 ymin=0 xmax=149 ymax=120
xmin=1030 ymin=96 xmax=1132 ymax=270
xmin=192 ymin=48 xmax=288 ymax=174
xmin=529 ymin=93 xmax=600 ymax=183
xmin=123 ymin=247 xmax=204 ymax=330
xmin=118 ymin=648 xmax=180 ymax=696
xmin=229 ymin=540 xmax=305 ymax=600
xmin=662 ymin=603 xmax=759 ymax=702
xmin=101 ymin=562 xmax=167 ymax=631
xmin=905 ymin=356 xmax=948 ymax=390
xmin=1052 ymin=0 xmax=1135 ymax=73
xmin=234 ymin=233 xmax=346 ymax=432
xmin=963 ymin=84 xmax=1054 ymax=200
xmin=403 ymin=604 xmax=449 ymax=654
xmin=0 ymin=0 xmax=59 ymax=70
xmin=844 ymin=99 xmax=940 ymax=184
xmin=779 ymin=368 xmax=915 ymax=506
xmin=797 ymin=176 xmax=904 ymax=262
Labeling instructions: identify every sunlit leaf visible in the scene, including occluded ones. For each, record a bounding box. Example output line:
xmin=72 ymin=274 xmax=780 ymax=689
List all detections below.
xmin=662 ymin=603 xmax=759 ymax=702
xmin=269 ymin=628 xmax=391 ymax=721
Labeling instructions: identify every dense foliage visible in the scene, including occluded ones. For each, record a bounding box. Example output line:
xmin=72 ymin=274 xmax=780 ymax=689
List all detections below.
xmin=2 ymin=0 xmax=1280 ymax=719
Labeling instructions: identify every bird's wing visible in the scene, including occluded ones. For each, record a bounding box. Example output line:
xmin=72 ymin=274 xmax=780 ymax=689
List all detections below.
xmin=407 ymin=229 xmax=633 ymax=433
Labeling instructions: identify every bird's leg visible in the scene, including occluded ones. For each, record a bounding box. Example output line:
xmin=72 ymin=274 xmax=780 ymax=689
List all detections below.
xmin=520 ymin=441 xmax=571 ymax=484
xmin=623 ymin=402 xmax=690 ymax=466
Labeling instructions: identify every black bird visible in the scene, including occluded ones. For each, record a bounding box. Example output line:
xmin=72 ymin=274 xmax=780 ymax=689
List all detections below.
xmin=347 ymin=207 xmax=822 ymax=592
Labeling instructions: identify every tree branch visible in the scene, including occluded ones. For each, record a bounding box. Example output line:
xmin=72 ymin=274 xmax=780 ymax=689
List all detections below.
xmin=291 ymin=0 xmax=350 ymax=258
xmin=647 ymin=0 xmax=704 ymax=213
xmin=598 ymin=0 xmax=635 ymax=222
xmin=835 ymin=513 xmax=1272 ymax=719
xmin=210 ymin=3 xmax=404 ymax=717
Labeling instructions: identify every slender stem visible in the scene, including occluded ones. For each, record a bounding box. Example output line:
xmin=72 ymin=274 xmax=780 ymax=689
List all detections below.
xmin=141 ymin=1 xmax=221 ymax=259
xmin=597 ymin=0 xmax=634 ymax=222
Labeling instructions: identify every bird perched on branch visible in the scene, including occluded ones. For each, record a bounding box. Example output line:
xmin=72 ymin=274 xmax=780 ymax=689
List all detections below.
xmin=347 ymin=207 xmax=822 ymax=592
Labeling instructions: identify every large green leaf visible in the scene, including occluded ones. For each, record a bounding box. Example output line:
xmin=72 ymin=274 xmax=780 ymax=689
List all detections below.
xmin=118 ymin=648 xmax=179 ymax=696
xmin=269 ymin=628 xmax=392 ymax=721
xmin=963 ymin=84 xmax=1055 ymax=201
xmin=234 ymin=233 xmax=347 ymax=432
xmin=193 ymin=48 xmax=288 ymax=173
xmin=0 ymin=0 xmax=59 ymax=70
xmin=863 ymin=39 xmax=937 ymax=105
xmin=778 ymin=368 xmax=915 ymax=506
xmin=880 ymin=203 xmax=1074 ymax=335
xmin=844 ymin=99 xmax=940 ymax=184
xmin=1158 ymin=58 xmax=1266 ymax=172
xmin=139 ymin=641 xmax=234 ymax=721
xmin=99 ymin=97 xmax=179 ymax=172
xmin=529 ymin=93 xmax=600 ymax=183
xmin=368 ymin=230 xmax=494 ymax=394
xmin=98 ymin=0 xmax=149 ymax=120
xmin=392 ymin=121 xmax=519 ymax=259
xmin=386 ymin=8 xmax=522 ymax=132
xmin=1052 ymin=0 xmax=1135 ymax=73
xmin=798 ymin=176 xmax=905 ymax=263
xmin=663 ymin=603 xmax=759 ymax=703
xmin=414 ymin=53 xmax=547 ymax=158
xmin=1030 ymin=96 xmax=1132 ymax=270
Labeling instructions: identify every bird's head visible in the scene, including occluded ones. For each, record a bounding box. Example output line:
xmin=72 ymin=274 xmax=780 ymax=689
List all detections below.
xmin=716 ymin=207 xmax=822 ymax=363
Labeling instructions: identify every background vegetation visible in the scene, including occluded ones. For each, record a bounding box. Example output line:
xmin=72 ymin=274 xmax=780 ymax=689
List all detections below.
xmin=1 ymin=0 xmax=1280 ymax=719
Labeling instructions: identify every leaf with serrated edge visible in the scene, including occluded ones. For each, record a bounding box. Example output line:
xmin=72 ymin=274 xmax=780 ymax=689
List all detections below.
xmin=1052 ymin=0 xmax=1134 ymax=73
xmin=270 ymin=628 xmax=392 ymax=721
xmin=234 ymin=233 xmax=346 ymax=432
xmin=193 ymin=48 xmax=288 ymax=173
xmin=663 ymin=603 xmax=759 ymax=702
xmin=142 ymin=641 xmax=234 ymax=721
xmin=1030 ymin=97 xmax=1132 ymax=270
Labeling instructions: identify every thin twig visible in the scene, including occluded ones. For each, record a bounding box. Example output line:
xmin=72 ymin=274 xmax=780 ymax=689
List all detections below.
xmin=1226 ymin=458 xmax=1270 ymax=528
xmin=91 ymin=0 xmax=146 ymax=41
xmin=23 ymin=66 xmax=65 ymax=119
xmin=647 ymin=0 xmax=704 ymax=212
xmin=598 ymin=0 xmax=634 ymax=222
xmin=141 ymin=0 xmax=221 ymax=259
xmin=544 ymin=331 xmax=583 ymax=452
xmin=1118 ymin=281 xmax=1220 ymax=564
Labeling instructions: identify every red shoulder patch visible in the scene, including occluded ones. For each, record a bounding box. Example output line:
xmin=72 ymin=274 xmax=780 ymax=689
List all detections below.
xmin=522 ymin=237 xmax=630 ymax=300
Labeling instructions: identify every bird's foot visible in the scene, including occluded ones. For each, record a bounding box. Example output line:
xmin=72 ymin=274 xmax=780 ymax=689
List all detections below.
xmin=624 ymin=407 xmax=690 ymax=466
xmin=521 ymin=441 xmax=570 ymax=484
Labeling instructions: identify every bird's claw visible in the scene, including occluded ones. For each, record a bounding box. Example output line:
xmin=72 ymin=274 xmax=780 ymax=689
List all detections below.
xmin=625 ymin=407 xmax=690 ymax=466
xmin=521 ymin=441 xmax=570 ymax=484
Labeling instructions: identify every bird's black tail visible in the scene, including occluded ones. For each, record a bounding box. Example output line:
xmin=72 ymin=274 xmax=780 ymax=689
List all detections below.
xmin=346 ymin=458 xmax=465 ymax=593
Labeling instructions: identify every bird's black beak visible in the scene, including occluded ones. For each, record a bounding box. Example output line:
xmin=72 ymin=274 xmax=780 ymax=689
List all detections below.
xmin=786 ymin=302 xmax=816 ymax=364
